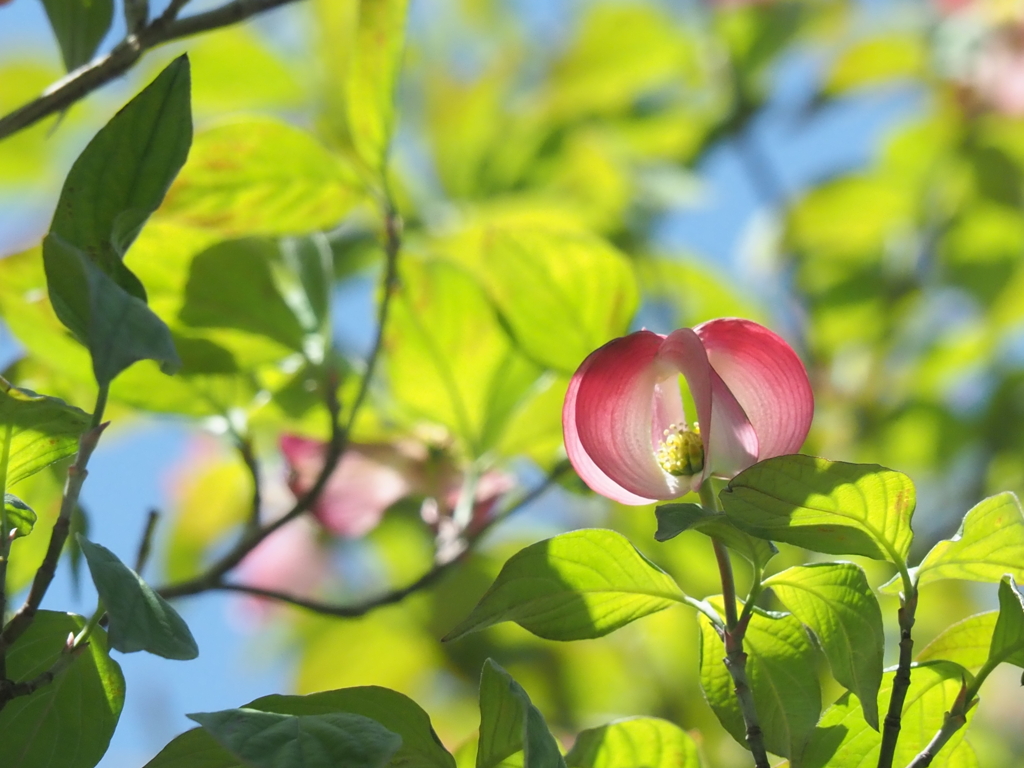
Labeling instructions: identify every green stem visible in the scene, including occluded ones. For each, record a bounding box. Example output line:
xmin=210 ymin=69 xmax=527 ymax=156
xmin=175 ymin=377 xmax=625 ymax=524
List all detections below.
xmin=699 ymin=482 xmax=769 ymax=768
xmin=905 ymin=710 xmax=967 ymax=768
xmin=72 ymin=600 xmax=105 ymax=650
xmin=876 ymin=566 xmax=918 ymax=768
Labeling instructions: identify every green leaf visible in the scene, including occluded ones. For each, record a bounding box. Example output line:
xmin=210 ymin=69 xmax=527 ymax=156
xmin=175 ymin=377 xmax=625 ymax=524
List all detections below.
xmin=444 ymin=529 xmax=686 ymax=642
xmin=439 ymin=225 xmax=638 ymax=373
xmin=564 ymin=717 xmax=702 ymax=768
xmin=801 ymin=662 xmax=975 ymax=768
xmin=386 ymin=256 xmax=543 ymax=455
xmin=158 ymin=118 xmax=364 ymax=236
xmin=655 ymin=502 xmax=776 ymax=570
xmin=698 ymin=601 xmax=820 ymax=761
xmin=477 ymin=659 xmax=566 ymax=768
xmin=0 ymin=610 xmax=125 ymax=768
xmin=45 ymin=234 xmax=181 ymax=385
xmin=903 ymin=493 xmax=1024 ymax=591
xmin=142 ymin=727 xmax=239 ymax=768
xmin=40 ymin=0 xmax=114 ymax=72
xmin=188 ymin=708 xmax=402 ymax=768
xmin=917 ymin=612 xmax=998 ymax=671
xmin=3 ymin=493 xmax=36 ymax=538
xmin=823 ymin=35 xmax=926 ymax=95
xmin=987 ymin=576 xmax=1024 ymax=671
xmin=0 ymin=375 xmax=89 ymax=487
xmin=765 ymin=563 xmax=884 ymax=730
xmin=720 ymin=455 xmax=916 ymax=564
xmin=178 ymin=238 xmax=308 ymax=354
xmin=46 ymin=55 xmax=191 ymax=305
xmin=146 ymin=686 xmax=454 ymax=768
xmin=347 ymin=0 xmax=409 ymax=173
xmin=78 ymin=536 xmax=199 ymax=659
xmin=245 ymin=688 xmax=455 ymax=768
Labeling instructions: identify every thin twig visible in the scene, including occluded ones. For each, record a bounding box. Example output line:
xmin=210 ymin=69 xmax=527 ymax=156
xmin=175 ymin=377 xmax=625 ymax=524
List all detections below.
xmin=699 ymin=482 xmax=770 ymax=768
xmin=156 ymin=209 xmax=403 ymax=601
xmin=0 ymin=0 xmax=310 ymax=142
xmin=0 ymin=386 xmax=110 ymax=653
xmin=211 ymin=463 xmax=569 ymax=618
xmin=134 ymin=509 xmax=160 ymax=575
xmin=877 ymin=588 xmax=919 ymax=768
xmin=238 ymin=438 xmax=262 ymax=529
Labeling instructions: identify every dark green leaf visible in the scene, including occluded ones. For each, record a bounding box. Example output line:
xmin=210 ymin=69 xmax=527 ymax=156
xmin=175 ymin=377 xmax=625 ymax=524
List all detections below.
xmin=765 ymin=563 xmax=884 ymax=730
xmin=78 ymin=536 xmax=198 ymax=659
xmin=0 ymin=374 xmax=89 ymax=487
xmin=40 ymin=0 xmax=114 ymax=72
xmin=444 ymin=529 xmax=686 ymax=642
xmin=698 ymin=600 xmax=820 ymax=760
xmin=3 ymin=493 xmax=36 ymax=538
xmin=802 ymin=662 xmax=975 ymax=768
xmin=188 ymin=708 xmax=402 ymax=768
xmin=720 ymin=455 xmax=916 ymax=564
xmin=655 ymin=502 xmax=776 ymax=570
xmin=146 ymin=686 xmax=455 ymax=768
xmin=477 ymin=659 xmax=566 ymax=768
xmin=179 ymin=238 xmax=307 ymax=354
xmin=47 ymin=55 xmax=191 ymax=303
xmin=564 ymin=717 xmax=701 ymax=767
xmin=246 ymin=687 xmax=455 ymax=768
xmin=0 ymin=610 xmax=125 ymax=768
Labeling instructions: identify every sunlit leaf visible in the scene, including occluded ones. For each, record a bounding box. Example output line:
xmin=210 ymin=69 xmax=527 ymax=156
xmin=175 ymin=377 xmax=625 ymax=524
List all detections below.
xmin=698 ymin=600 xmax=820 ymax=761
xmin=438 ymin=225 xmax=638 ymax=373
xmin=0 ymin=611 xmax=125 ymax=768
xmin=188 ymin=708 xmax=401 ymax=768
xmin=720 ymin=455 xmax=916 ymax=564
xmin=477 ymin=659 xmax=566 ymax=768
xmin=824 ymin=35 xmax=926 ymax=95
xmin=78 ymin=537 xmax=199 ymax=660
xmin=902 ymin=493 xmax=1024 ymax=591
xmin=917 ymin=612 xmax=998 ymax=671
xmin=40 ymin=0 xmax=113 ymax=72
xmin=0 ymin=63 xmax=67 ymax=186
xmin=3 ymin=493 xmax=35 ymax=539
xmin=655 ymin=502 xmax=777 ymax=570
xmin=987 ymin=576 xmax=1024 ymax=671
xmin=0 ymin=375 xmax=88 ymax=487
xmin=158 ymin=118 xmax=364 ymax=237
xmin=801 ymin=662 xmax=975 ymax=768
xmin=386 ymin=256 xmax=542 ymax=455
xmin=444 ymin=529 xmax=687 ymax=642
xmin=564 ymin=717 xmax=701 ymax=768
xmin=765 ymin=563 xmax=884 ymax=729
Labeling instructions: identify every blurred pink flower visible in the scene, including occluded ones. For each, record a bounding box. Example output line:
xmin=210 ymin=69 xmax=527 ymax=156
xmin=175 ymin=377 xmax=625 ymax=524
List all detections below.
xmin=562 ymin=318 xmax=813 ymax=505
xmin=280 ymin=434 xmax=514 ymax=538
xmin=234 ymin=517 xmax=331 ymax=621
xmin=968 ymin=24 xmax=1024 ymax=115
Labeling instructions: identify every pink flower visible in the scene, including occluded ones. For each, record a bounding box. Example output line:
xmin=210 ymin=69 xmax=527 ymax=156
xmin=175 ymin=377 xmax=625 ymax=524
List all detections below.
xmin=562 ymin=318 xmax=813 ymax=505
xmin=968 ymin=24 xmax=1024 ymax=116
xmin=280 ymin=435 xmax=514 ymax=538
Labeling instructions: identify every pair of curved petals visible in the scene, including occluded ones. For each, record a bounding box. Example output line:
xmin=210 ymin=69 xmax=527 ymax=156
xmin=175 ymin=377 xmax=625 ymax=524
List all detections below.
xmin=563 ymin=318 xmax=814 ymax=505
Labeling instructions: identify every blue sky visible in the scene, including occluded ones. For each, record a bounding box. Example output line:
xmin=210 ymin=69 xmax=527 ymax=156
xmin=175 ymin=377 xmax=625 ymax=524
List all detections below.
xmin=0 ymin=0 xmax=921 ymax=764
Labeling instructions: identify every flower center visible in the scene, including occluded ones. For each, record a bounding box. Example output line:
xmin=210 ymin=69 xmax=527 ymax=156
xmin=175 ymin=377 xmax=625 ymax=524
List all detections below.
xmin=655 ymin=423 xmax=704 ymax=477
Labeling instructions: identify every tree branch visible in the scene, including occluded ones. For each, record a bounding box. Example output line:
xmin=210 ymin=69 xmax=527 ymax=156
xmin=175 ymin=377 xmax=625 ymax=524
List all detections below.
xmin=134 ymin=509 xmax=160 ymax=575
xmin=877 ymin=587 xmax=919 ymax=768
xmin=209 ymin=463 xmax=568 ymax=619
xmin=156 ymin=208 xmax=403 ymax=600
xmin=0 ymin=0 xmax=310 ymax=143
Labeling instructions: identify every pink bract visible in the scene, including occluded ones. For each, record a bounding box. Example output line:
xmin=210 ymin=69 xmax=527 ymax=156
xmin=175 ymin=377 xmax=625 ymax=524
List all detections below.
xmin=562 ymin=318 xmax=814 ymax=505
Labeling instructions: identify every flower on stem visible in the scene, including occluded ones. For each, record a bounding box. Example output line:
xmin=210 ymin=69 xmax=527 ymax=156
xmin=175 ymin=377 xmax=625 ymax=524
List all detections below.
xmin=562 ymin=318 xmax=813 ymax=504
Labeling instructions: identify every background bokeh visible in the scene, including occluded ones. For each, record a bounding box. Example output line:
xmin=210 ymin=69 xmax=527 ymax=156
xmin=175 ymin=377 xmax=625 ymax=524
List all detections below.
xmin=2 ymin=0 xmax=1024 ymax=765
